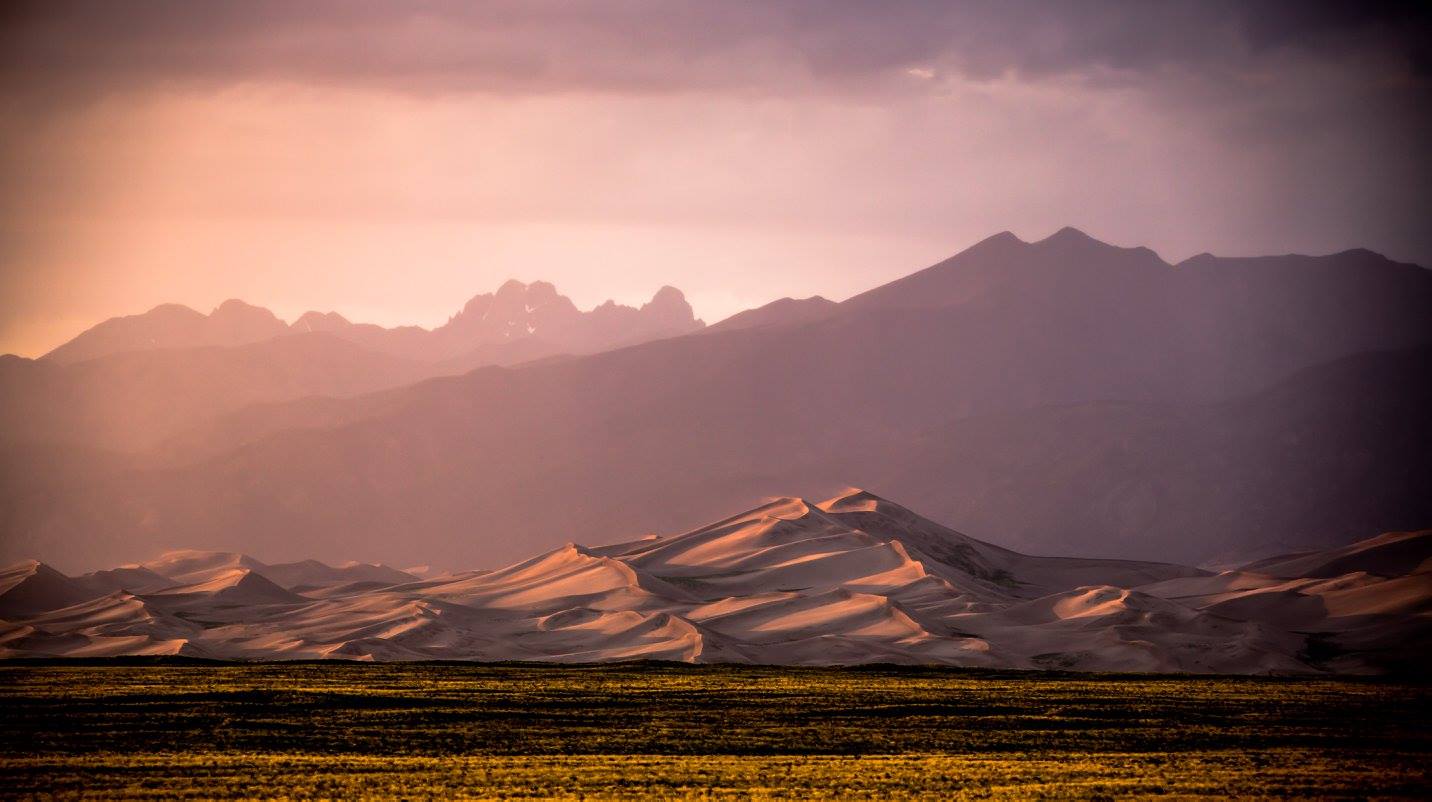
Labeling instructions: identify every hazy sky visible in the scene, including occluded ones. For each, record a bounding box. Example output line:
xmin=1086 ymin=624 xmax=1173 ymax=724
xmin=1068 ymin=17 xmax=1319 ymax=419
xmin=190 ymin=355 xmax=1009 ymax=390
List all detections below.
xmin=2 ymin=0 xmax=1429 ymax=357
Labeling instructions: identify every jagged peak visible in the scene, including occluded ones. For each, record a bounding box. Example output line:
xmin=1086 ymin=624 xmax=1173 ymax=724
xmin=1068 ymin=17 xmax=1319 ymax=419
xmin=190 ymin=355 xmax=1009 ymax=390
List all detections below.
xmin=525 ymin=280 xmax=561 ymax=306
xmin=647 ymin=285 xmax=687 ymax=304
xmin=208 ymin=299 xmax=283 ymax=325
xmin=457 ymin=291 xmax=493 ymax=318
xmin=639 ymin=285 xmax=698 ymax=326
xmin=212 ymin=298 xmax=267 ymax=313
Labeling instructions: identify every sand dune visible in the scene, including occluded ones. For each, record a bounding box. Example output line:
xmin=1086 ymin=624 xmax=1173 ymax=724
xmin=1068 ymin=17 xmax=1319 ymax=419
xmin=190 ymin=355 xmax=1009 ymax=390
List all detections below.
xmin=0 ymin=562 xmax=99 ymax=617
xmin=1239 ymin=530 xmax=1432 ymax=579
xmin=1 ymin=492 xmax=1426 ymax=673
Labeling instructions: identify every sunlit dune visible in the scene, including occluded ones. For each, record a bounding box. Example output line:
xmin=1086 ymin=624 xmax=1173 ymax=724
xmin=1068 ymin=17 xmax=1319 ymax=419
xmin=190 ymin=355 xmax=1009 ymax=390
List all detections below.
xmin=2 ymin=490 xmax=1425 ymax=673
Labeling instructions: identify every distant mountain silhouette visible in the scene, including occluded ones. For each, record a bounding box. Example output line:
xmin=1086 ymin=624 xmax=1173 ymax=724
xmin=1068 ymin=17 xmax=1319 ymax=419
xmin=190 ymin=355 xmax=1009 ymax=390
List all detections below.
xmin=285 ymin=280 xmax=703 ymax=363
xmin=707 ymin=296 xmax=836 ymax=333
xmin=42 ymin=280 xmax=704 ymax=365
xmin=3 ymin=229 xmax=1429 ymax=570
xmin=43 ymin=300 xmax=290 ymax=364
xmin=857 ymin=347 xmax=1432 ymax=564
xmin=0 ymin=334 xmax=430 ymax=451
xmin=8 ymin=281 xmax=703 ymax=451
xmin=841 ymin=226 xmax=1432 ymax=398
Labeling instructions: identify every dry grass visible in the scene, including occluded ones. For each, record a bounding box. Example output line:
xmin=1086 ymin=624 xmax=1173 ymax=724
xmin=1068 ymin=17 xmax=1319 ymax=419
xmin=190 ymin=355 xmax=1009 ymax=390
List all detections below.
xmin=0 ymin=662 xmax=1427 ymax=799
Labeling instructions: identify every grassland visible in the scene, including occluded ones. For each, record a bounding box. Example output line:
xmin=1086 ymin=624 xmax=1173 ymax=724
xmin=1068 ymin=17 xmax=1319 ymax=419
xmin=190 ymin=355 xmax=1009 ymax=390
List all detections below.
xmin=0 ymin=661 xmax=1428 ymax=799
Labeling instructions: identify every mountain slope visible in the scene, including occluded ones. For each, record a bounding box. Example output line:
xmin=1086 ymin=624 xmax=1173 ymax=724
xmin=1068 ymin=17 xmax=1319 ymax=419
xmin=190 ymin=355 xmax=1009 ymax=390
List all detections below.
xmin=4 ymin=229 xmax=1430 ymax=569
xmin=706 ymin=296 xmax=836 ymax=333
xmin=860 ymin=347 xmax=1432 ymax=563
xmin=0 ymin=334 xmax=431 ymax=451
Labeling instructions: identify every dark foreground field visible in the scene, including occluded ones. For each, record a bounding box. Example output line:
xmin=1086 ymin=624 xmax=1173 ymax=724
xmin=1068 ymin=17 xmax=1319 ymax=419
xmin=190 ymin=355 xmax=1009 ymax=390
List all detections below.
xmin=0 ymin=662 xmax=1428 ymax=799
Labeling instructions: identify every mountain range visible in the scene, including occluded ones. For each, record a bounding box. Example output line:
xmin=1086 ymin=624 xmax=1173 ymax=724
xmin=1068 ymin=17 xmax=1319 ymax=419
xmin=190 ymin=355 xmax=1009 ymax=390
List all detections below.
xmin=44 ymin=280 xmax=704 ymax=365
xmin=1 ymin=281 xmax=700 ymax=452
xmin=2 ymin=490 xmax=1426 ymax=673
xmin=1 ymin=227 xmax=1429 ymax=574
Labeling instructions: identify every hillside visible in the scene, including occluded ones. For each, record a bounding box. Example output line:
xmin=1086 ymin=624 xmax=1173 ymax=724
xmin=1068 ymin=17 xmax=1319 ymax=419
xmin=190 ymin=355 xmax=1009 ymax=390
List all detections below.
xmin=3 ymin=229 xmax=1429 ymax=569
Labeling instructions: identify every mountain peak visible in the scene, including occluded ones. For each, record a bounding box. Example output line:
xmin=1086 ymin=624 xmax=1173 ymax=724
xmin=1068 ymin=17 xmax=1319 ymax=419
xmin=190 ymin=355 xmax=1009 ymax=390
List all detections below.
xmin=209 ymin=299 xmax=285 ymax=331
xmin=843 ymin=226 xmax=1159 ymax=312
xmin=213 ymin=298 xmax=265 ymax=313
xmin=43 ymin=298 xmax=285 ymax=363
xmin=1038 ymin=226 xmax=1098 ymax=246
xmin=1178 ymin=252 xmax=1217 ymax=267
xmin=642 ymin=285 xmax=694 ymax=319
xmin=526 ymin=281 xmax=561 ymax=306
xmin=437 ymin=279 xmax=700 ymax=356
xmin=953 ymin=230 xmax=1026 ymax=258
xmin=147 ymin=303 xmax=206 ymax=319
xmin=43 ymin=273 xmax=704 ymax=365
xmin=984 ymin=230 xmax=1025 ymax=246
xmin=292 ymin=310 xmax=352 ymax=333
xmin=649 ymin=285 xmax=686 ymax=303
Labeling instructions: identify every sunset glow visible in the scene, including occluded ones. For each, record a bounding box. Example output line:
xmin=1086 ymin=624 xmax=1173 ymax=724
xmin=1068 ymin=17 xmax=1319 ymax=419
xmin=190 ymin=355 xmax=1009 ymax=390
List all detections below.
xmin=2 ymin=3 xmax=1429 ymax=799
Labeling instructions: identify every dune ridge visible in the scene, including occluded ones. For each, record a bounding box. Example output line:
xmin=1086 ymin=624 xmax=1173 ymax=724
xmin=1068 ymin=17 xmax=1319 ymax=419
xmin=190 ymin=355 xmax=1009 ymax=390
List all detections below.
xmin=1 ymin=491 xmax=1426 ymax=673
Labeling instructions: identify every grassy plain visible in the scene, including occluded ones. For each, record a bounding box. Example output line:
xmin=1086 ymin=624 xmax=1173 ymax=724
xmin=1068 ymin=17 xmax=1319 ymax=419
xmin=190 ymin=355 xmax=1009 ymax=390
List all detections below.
xmin=0 ymin=661 xmax=1427 ymax=799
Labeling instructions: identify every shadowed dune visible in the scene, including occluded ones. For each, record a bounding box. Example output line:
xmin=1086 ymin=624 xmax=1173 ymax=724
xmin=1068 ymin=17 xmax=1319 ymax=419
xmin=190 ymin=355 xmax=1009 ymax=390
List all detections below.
xmin=2 ymin=491 xmax=1426 ymax=673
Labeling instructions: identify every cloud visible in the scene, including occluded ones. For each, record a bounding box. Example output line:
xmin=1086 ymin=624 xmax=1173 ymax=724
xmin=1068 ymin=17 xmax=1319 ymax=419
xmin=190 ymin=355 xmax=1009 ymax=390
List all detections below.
xmin=2 ymin=1 xmax=1428 ymax=99
xmin=0 ymin=1 xmax=1429 ymax=357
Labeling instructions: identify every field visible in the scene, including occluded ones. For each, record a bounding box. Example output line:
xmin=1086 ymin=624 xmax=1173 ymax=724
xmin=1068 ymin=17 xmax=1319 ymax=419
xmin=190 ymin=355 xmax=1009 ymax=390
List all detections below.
xmin=0 ymin=661 xmax=1428 ymax=799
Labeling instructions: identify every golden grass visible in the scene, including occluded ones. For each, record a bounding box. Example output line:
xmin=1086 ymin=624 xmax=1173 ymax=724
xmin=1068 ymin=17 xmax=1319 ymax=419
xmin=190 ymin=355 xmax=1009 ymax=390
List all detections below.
xmin=0 ymin=662 xmax=1427 ymax=799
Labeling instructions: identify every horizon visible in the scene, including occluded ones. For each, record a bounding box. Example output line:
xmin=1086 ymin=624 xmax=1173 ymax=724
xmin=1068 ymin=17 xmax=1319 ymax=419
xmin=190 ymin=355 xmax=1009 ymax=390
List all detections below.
xmin=14 ymin=223 xmax=1424 ymax=359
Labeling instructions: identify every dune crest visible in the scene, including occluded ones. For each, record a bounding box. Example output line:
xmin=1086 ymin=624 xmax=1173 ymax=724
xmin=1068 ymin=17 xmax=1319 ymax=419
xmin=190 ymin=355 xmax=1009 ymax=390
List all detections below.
xmin=1 ymin=492 xmax=1427 ymax=673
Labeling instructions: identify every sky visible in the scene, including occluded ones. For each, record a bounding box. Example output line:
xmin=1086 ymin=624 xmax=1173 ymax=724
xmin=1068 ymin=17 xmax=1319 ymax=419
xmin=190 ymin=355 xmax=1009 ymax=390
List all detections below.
xmin=2 ymin=0 xmax=1429 ymax=357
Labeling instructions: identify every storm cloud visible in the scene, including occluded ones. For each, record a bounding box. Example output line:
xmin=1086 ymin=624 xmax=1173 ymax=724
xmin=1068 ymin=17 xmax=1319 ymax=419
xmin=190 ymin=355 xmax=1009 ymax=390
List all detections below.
xmin=1 ymin=1 xmax=1428 ymax=356
xmin=3 ymin=1 xmax=1428 ymax=94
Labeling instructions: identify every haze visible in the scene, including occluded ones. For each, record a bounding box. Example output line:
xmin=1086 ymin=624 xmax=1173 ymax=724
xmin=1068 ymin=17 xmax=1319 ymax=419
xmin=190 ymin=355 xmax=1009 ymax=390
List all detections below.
xmin=2 ymin=0 xmax=1431 ymax=683
xmin=3 ymin=0 xmax=1430 ymax=357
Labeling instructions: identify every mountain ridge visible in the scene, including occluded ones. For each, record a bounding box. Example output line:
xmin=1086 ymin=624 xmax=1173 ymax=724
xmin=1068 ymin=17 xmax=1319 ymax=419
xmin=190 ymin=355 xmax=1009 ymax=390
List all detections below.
xmin=4 ymin=228 xmax=1429 ymax=570
xmin=41 ymin=280 xmax=704 ymax=365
